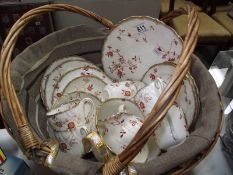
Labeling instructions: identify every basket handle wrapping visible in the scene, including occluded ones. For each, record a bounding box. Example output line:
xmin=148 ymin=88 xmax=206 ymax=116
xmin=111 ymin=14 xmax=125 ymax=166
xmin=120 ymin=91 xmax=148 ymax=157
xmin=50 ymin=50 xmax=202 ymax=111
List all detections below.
xmin=0 ymin=3 xmax=199 ymax=174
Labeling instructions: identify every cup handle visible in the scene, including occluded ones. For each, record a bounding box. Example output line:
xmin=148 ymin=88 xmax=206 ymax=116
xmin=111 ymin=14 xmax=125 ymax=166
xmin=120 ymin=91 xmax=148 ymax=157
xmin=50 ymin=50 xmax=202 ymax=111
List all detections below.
xmin=102 ymin=86 xmax=111 ymax=101
xmin=118 ymin=104 xmax=126 ymax=113
xmin=80 ymin=98 xmax=95 ymax=124
xmin=82 ymin=131 xmax=112 ymax=162
xmin=154 ymin=78 xmax=166 ymax=93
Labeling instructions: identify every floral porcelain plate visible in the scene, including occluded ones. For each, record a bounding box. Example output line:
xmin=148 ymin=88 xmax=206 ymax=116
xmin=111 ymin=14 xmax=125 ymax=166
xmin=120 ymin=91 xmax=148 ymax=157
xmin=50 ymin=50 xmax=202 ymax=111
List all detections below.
xmin=41 ymin=56 xmax=84 ymax=103
xmin=52 ymin=66 xmax=112 ymax=105
xmin=51 ymin=91 xmax=102 ymax=112
xmin=101 ymin=16 xmax=182 ymax=81
xmin=43 ymin=60 xmax=99 ymax=109
xmin=63 ymin=75 xmax=107 ymax=101
xmin=141 ymin=62 xmax=199 ymax=127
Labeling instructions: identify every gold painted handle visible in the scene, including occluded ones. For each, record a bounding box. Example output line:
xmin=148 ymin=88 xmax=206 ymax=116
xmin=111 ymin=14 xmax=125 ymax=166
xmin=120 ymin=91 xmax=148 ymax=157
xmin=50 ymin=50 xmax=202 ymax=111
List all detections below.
xmin=82 ymin=131 xmax=113 ymax=162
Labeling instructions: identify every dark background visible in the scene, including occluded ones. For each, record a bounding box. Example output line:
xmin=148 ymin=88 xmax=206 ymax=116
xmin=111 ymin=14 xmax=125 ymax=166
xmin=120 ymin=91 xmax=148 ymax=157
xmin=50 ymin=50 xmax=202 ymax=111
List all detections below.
xmin=0 ymin=1 xmax=54 ymax=129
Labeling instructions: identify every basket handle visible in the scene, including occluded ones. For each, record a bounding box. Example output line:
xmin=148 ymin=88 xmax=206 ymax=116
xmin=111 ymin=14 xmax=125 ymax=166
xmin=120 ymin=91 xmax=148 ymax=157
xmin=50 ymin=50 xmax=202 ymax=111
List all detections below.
xmin=0 ymin=3 xmax=114 ymax=163
xmin=103 ymin=6 xmax=199 ymax=175
xmin=0 ymin=3 xmax=199 ymax=174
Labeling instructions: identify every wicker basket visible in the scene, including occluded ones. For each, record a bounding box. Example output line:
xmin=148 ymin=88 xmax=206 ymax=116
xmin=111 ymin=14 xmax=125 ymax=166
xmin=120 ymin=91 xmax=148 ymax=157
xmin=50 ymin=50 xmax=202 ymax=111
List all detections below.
xmin=0 ymin=4 xmax=223 ymax=175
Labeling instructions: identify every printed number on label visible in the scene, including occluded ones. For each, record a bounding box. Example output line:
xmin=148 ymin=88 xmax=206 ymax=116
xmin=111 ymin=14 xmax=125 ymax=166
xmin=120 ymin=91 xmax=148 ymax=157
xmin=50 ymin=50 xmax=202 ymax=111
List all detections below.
xmin=136 ymin=24 xmax=147 ymax=33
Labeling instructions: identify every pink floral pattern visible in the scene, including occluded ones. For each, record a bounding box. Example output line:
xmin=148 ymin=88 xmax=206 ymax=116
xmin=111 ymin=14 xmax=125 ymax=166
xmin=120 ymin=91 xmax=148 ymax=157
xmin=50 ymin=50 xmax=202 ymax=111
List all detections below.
xmin=59 ymin=138 xmax=79 ymax=153
xmin=102 ymin=18 xmax=182 ymax=81
xmin=60 ymin=142 xmax=69 ymax=152
xmin=135 ymin=92 xmax=152 ymax=113
xmin=76 ymin=78 xmax=102 ymax=98
xmin=122 ymin=89 xmax=131 ymax=96
xmin=149 ymin=68 xmax=158 ymax=80
xmin=117 ymin=28 xmax=148 ymax=43
xmin=106 ymin=46 xmax=142 ymax=79
xmin=129 ymin=119 xmax=138 ymax=126
xmin=120 ymin=129 xmax=127 ymax=138
xmin=154 ymin=39 xmax=179 ymax=61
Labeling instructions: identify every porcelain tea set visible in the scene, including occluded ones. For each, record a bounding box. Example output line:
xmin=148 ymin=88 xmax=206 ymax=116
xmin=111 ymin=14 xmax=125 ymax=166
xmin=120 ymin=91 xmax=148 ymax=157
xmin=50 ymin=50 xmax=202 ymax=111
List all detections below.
xmin=41 ymin=16 xmax=199 ymax=164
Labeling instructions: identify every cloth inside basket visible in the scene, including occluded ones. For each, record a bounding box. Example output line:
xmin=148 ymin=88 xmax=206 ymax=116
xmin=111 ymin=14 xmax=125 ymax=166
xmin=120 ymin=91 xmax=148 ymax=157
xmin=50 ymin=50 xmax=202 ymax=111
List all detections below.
xmin=2 ymin=25 xmax=222 ymax=175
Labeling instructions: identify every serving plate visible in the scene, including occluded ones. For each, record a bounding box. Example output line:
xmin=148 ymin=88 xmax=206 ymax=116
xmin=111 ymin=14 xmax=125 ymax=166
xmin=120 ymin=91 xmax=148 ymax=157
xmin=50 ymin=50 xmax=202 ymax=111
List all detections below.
xmin=51 ymin=66 xmax=112 ymax=106
xmin=141 ymin=62 xmax=199 ymax=127
xmin=63 ymin=75 xmax=107 ymax=101
xmin=44 ymin=60 xmax=99 ymax=109
xmin=41 ymin=56 xmax=84 ymax=103
xmin=101 ymin=16 xmax=182 ymax=81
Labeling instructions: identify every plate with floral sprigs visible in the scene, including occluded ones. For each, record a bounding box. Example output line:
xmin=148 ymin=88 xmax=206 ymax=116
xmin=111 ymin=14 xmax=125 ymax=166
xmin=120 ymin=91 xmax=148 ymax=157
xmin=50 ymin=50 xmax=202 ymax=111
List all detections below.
xmin=101 ymin=16 xmax=182 ymax=81
xmin=41 ymin=56 xmax=84 ymax=105
xmin=52 ymin=66 xmax=112 ymax=105
xmin=63 ymin=75 xmax=107 ymax=101
xmin=141 ymin=62 xmax=200 ymax=128
xmin=43 ymin=59 xmax=99 ymax=109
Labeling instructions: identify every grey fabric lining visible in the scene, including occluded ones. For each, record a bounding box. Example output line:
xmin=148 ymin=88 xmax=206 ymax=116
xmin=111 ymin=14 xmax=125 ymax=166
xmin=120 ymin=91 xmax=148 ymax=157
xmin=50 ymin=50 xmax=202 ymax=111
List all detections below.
xmin=2 ymin=25 xmax=221 ymax=174
xmin=11 ymin=25 xmax=106 ymax=92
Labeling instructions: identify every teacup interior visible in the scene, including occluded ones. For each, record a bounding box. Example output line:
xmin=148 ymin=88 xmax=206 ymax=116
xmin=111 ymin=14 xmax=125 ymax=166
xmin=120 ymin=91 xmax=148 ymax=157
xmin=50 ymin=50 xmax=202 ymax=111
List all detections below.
xmin=97 ymin=98 xmax=144 ymax=121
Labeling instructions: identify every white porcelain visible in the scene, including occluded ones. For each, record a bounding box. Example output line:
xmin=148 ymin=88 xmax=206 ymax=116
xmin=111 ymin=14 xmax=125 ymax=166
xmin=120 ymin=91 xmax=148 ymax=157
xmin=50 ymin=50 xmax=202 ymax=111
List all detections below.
xmin=134 ymin=80 xmax=189 ymax=150
xmin=53 ymin=125 xmax=89 ymax=156
xmin=154 ymin=117 xmax=175 ymax=150
xmin=101 ymin=16 xmax=182 ymax=81
xmin=134 ymin=80 xmax=165 ymax=116
xmin=41 ymin=56 xmax=84 ymax=104
xmin=141 ymin=63 xmax=199 ymax=127
xmin=154 ymin=105 xmax=189 ymax=150
xmin=102 ymin=80 xmax=145 ymax=101
xmin=47 ymin=97 xmax=97 ymax=132
xmin=167 ymin=105 xmax=189 ymax=145
xmin=43 ymin=59 xmax=99 ymax=109
xmin=52 ymin=66 xmax=112 ymax=106
xmin=97 ymin=98 xmax=144 ymax=122
xmin=51 ymin=91 xmax=102 ymax=112
xmin=98 ymin=104 xmax=148 ymax=163
xmin=63 ymin=75 xmax=107 ymax=102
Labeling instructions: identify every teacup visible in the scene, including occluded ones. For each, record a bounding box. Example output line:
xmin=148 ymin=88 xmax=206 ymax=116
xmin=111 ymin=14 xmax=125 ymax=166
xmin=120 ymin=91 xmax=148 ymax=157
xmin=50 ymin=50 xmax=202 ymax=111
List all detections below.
xmin=102 ymin=81 xmax=145 ymax=101
xmin=47 ymin=97 xmax=96 ymax=132
xmin=154 ymin=117 xmax=175 ymax=150
xmin=166 ymin=105 xmax=189 ymax=147
xmin=134 ymin=80 xmax=189 ymax=150
xmin=53 ymin=125 xmax=89 ymax=156
xmin=97 ymin=100 xmax=149 ymax=163
xmin=154 ymin=105 xmax=189 ymax=150
xmin=98 ymin=98 xmax=144 ymax=120
xmin=98 ymin=113 xmax=149 ymax=163
xmin=134 ymin=79 xmax=166 ymax=116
